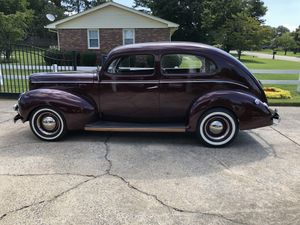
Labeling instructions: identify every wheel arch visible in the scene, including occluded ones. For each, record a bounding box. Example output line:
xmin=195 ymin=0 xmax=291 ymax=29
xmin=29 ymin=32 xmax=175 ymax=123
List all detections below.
xmin=186 ymin=90 xmax=269 ymax=132
xmin=19 ymin=89 xmax=98 ymax=130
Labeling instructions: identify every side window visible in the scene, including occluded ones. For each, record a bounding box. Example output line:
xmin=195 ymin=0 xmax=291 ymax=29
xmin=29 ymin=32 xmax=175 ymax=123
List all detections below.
xmin=161 ymin=54 xmax=217 ymax=75
xmin=107 ymin=54 xmax=155 ymax=75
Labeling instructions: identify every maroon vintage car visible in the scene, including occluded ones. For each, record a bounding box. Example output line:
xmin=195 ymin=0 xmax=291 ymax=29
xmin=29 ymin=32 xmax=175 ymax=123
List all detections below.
xmin=14 ymin=42 xmax=279 ymax=147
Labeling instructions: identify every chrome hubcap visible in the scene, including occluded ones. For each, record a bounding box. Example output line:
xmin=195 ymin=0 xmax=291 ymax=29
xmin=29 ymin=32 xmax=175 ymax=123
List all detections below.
xmin=36 ymin=112 xmax=60 ymax=136
xmin=41 ymin=116 xmax=57 ymax=131
xmin=204 ymin=116 xmax=231 ymax=141
xmin=209 ymin=120 xmax=224 ymax=135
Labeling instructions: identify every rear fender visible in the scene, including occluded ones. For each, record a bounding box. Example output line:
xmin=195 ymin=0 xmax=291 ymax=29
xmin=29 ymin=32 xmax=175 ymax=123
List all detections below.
xmin=18 ymin=89 xmax=98 ymax=130
xmin=187 ymin=90 xmax=272 ymax=132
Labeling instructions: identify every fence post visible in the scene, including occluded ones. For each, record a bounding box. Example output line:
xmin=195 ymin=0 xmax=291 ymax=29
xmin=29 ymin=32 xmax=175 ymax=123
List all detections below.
xmin=52 ymin=64 xmax=58 ymax=72
xmin=297 ymin=74 xmax=300 ymax=93
xmin=72 ymin=51 xmax=77 ymax=71
xmin=0 ymin=65 xmax=3 ymax=86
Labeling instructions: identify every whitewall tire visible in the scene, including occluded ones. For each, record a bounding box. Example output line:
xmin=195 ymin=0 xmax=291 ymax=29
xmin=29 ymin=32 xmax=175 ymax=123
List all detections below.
xmin=197 ymin=108 xmax=238 ymax=147
xmin=30 ymin=107 xmax=67 ymax=141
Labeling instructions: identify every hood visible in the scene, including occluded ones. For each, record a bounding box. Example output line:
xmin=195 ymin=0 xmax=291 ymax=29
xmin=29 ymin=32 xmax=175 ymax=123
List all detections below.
xmin=29 ymin=71 xmax=97 ymax=83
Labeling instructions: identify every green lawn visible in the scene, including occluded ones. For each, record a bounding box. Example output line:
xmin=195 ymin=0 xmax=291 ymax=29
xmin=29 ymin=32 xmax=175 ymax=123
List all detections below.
xmin=238 ymin=55 xmax=300 ymax=70
xmin=0 ymin=78 xmax=28 ymax=93
xmin=255 ymin=49 xmax=300 ymax=58
xmin=1 ymin=49 xmax=46 ymax=65
xmin=253 ymin=74 xmax=299 ymax=80
xmin=12 ymin=49 xmax=46 ymax=65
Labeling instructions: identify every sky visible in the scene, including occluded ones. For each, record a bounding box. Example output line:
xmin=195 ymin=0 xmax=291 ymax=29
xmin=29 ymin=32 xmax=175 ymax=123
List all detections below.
xmin=114 ymin=0 xmax=300 ymax=31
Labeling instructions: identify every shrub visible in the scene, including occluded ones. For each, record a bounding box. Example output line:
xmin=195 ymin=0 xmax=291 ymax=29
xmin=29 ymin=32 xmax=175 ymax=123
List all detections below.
xmin=264 ymin=87 xmax=292 ymax=99
xmin=44 ymin=48 xmax=63 ymax=66
xmin=79 ymin=52 xmax=97 ymax=66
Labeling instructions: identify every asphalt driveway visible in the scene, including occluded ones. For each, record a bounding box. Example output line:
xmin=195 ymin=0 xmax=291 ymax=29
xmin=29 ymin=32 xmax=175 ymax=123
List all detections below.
xmin=0 ymin=99 xmax=299 ymax=225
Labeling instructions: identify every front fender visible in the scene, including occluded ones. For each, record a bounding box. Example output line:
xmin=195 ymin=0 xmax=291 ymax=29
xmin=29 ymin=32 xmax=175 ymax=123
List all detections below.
xmin=18 ymin=89 xmax=98 ymax=130
xmin=187 ymin=90 xmax=272 ymax=132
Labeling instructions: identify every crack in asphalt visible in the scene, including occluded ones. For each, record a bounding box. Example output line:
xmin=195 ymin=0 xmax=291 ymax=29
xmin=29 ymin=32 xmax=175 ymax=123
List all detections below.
xmin=0 ymin=139 xmax=110 ymax=221
xmin=0 ymin=176 xmax=98 ymax=221
xmin=0 ymin=134 xmax=247 ymax=225
xmin=271 ymin=126 xmax=300 ymax=147
xmin=0 ymin=173 xmax=100 ymax=178
xmin=103 ymin=134 xmax=248 ymax=225
xmin=0 ymin=141 xmax=39 ymax=150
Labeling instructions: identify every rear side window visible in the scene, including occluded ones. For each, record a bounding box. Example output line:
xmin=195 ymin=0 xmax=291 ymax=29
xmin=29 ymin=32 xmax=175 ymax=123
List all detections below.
xmin=107 ymin=54 xmax=155 ymax=75
xmin=161 ymin=54 xmax=217 ymax=75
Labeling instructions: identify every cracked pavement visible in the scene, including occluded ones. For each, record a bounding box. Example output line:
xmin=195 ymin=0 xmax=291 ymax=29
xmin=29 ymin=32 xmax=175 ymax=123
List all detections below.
xmin=0 ymin=99 xmax=299 ymax=225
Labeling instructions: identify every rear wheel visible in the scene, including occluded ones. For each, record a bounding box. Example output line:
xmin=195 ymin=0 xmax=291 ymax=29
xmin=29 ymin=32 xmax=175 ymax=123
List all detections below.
xmin=30 ymin=107 xmax=67 ymax=141
xmin=197 ymin=108 xmax=238 ymax=147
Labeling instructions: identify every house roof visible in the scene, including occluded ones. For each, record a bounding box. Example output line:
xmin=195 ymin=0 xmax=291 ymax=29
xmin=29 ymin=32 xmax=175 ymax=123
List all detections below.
xmin=45 ymin=2 xmax=179 ymax=29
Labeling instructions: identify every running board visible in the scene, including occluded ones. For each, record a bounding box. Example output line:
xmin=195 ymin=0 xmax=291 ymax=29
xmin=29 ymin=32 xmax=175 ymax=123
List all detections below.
xmin=84 ymin=121 xmax=186 ymax=132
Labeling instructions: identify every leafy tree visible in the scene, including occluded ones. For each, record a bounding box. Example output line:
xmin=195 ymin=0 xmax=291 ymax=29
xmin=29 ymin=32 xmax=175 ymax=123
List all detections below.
xmin=292 ymin=25 xmax=300 ymax=53
xmin=0 ymin=0 xmax=28 ymax=14
xmin=273 ymin=32 xmax=297 ymax=55
xmin=63 ymin=0 xmax=107 ymax=13
xmin=216 ymin=12 xmax=264 ymax=59
xmin=27 ymin=0 xmax=65 ymax=39
xmin=246 ymin=0 xmax=267 ymax=22
xmin=134 ymin=0 xmax=267 ymax=44
xmin=275 ymin=25 xmax=290 ymax=37
xmin=260 ymin=25 xmax=276 ymax=49
xmin=0 ymin=0 xmax=33 ymax=61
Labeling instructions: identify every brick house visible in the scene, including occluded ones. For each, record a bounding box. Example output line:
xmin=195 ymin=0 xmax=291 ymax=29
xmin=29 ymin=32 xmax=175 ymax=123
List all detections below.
xmin=45 ymin=2 xmax=179 ymax=55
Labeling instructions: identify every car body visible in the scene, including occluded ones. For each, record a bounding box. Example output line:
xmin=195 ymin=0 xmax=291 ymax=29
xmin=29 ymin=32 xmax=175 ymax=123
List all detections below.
xmin=14 ymin=42 xmax=280 ymax=147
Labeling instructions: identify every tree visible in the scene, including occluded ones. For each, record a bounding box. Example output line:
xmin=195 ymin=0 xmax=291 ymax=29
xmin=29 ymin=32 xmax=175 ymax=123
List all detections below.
xmin=292 ymin=25 xmax=300 ymax=53
xmin=260 ymin=25 xmax=276 ymax=49
xmin=134 ymin=0 xmax=267 ymax=44
xmin=246 ymin=0 xmax=267 ymax=22
xmin=275 ymin=25 xmax=290 ymax=37
xmin=274 ymin=32 xmax=297 ymax=55
xmin=216 ymin=12 xmax=264 ymax=59
xmin=135 ymin=0 xmax=205 ymax=42
xmin=0 ymin=0 xmax=33 ymax=61
xmin=63 ymin=0 xmax=107 ymax=13
xmin=27 ymin=0 xmax=65 ymax=39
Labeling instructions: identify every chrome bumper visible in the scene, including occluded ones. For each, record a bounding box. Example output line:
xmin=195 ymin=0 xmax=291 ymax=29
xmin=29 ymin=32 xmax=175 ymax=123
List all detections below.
xmin=270 ymin=108 xmax=280 ymax=125
xmin=13 ymin=103 xmax=22 ymax=123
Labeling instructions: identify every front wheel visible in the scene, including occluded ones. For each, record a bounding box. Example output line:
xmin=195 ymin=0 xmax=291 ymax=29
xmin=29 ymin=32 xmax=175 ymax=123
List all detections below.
xmin=30 ymin=107 xmax=67 ymax=141
xmin=197 ymin=108 xmax=239 ymax=147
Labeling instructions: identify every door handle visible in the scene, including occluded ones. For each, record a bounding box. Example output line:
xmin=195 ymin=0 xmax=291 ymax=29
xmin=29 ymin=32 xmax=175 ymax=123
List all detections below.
xmin=146 ymin=85 xmax=158 ymax=90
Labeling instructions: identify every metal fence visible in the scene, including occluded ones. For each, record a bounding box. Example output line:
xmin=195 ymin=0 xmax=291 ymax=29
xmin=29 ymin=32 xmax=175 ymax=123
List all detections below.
xmin=0 ymin=44 xmax=77 ymax=96
xmin=1 ymin=47 xmax=300 ymax=96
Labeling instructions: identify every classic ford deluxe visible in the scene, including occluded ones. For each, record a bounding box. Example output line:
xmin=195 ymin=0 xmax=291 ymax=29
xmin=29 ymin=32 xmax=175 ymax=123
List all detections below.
xmin=14 ymin=42 xmax=279 ymax=147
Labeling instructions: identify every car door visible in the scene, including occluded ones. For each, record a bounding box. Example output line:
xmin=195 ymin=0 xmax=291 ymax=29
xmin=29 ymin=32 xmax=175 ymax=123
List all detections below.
xmin=99 ymin=53 xmax=159 ymax=122
xmin=159 ymin=53 xmax=218 ymax=123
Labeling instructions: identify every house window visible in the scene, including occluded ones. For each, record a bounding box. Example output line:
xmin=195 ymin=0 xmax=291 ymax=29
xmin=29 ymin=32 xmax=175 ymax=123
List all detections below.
xmin=123 ymin=29 xmax=135 ymax=45
xmin=87 ymin=29 xmax=100 ymax=49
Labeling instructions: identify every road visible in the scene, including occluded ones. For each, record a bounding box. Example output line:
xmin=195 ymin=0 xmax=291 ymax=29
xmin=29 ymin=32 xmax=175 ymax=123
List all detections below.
xmin=0 ymin=99 xmax=299 ymax=225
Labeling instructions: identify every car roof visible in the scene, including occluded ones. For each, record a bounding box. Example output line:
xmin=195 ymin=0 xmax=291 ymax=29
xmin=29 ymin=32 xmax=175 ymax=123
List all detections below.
xmin=108 ymin=42 xmax=222 ymax=55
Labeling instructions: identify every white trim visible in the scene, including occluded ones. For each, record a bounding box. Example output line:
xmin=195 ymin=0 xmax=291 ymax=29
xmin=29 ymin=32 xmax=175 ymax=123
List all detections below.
xmin=87 ymin=29 xmax=100 ymax=49
xmin=123 ymin=28 xmax=135 ymax=45
xmin=57 ymin=31 xmax=60 ymax=50
xmin=45 ymin=2 xmax=179 ymax=29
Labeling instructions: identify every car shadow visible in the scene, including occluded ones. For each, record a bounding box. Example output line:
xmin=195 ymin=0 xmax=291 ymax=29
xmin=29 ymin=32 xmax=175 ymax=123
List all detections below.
xmin=64 ymin=130 xmax=274 ymax=180
xmin=0 ymin=125 xmax=275 ymax=180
